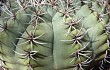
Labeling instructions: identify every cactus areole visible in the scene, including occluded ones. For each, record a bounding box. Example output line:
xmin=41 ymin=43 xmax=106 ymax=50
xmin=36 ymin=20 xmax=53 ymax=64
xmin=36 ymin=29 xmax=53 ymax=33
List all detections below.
xmin=0 ymin=0 xmax=110 ymax=70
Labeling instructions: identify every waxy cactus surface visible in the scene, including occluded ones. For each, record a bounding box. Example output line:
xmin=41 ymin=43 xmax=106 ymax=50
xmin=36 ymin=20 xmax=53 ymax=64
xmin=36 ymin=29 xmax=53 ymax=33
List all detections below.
xmin=0 ymin=0 xmax=110 ymax=70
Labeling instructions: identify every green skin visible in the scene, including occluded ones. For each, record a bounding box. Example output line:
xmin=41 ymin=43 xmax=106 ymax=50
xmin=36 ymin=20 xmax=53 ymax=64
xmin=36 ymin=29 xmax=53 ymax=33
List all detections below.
xmin=0 ymin=0 xmax=110 ymax=70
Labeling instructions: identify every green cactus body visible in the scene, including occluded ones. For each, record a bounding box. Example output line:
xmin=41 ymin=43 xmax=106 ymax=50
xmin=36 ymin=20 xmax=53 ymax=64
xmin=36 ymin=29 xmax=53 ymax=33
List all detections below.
xmin=0 ymin=0 xmax=110 ymax=70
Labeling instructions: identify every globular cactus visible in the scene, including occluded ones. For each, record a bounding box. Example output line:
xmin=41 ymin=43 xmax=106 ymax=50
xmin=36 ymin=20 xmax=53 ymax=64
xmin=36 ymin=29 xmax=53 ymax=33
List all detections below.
xmin=0 ymin=0 xmax=110 ymax=70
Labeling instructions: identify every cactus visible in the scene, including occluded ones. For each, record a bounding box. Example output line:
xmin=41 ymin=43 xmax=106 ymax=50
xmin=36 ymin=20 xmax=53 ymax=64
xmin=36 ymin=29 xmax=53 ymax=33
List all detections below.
xmin=0 ymin=0 xmax=110 ymax=70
